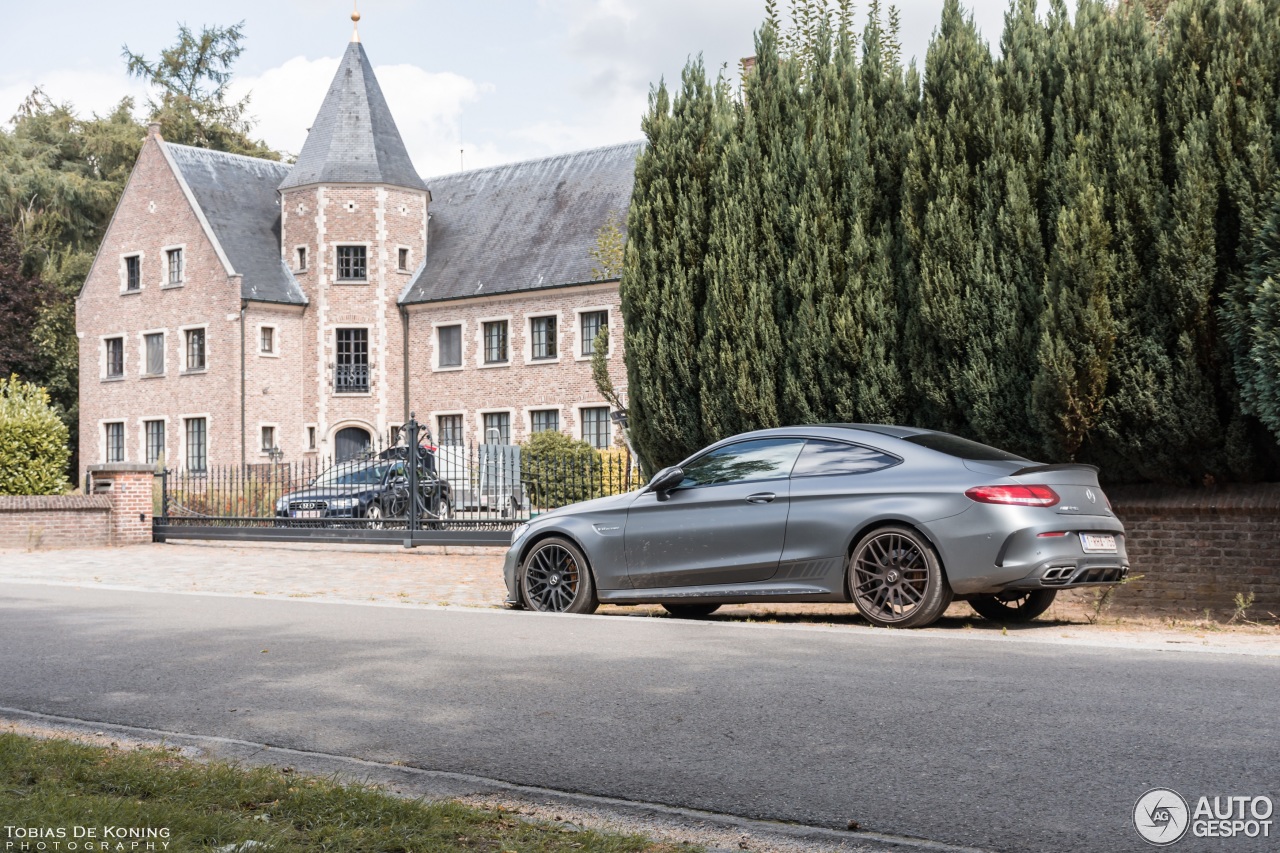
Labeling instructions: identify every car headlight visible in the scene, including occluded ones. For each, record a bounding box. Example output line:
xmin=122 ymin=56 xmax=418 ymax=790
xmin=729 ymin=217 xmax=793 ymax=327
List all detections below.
xmin=511 ymin=522 xmax=530 ymax=544
xmin=275 ymin=497 xmax=288 ymax=512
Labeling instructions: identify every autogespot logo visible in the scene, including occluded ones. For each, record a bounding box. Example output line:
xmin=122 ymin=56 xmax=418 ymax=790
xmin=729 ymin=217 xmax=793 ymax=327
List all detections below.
xmin=1134 ymin=788 xmax=1191 ymax=846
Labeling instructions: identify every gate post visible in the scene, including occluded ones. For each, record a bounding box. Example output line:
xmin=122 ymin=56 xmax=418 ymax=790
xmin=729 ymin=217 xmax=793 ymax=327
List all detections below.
xmin=405 ymin=414 xmax=420 ymax=543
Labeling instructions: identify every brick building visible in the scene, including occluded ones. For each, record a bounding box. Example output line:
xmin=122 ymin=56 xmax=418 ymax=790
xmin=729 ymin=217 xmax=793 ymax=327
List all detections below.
xmin=76 ymin=33 xmax=638 ymax=476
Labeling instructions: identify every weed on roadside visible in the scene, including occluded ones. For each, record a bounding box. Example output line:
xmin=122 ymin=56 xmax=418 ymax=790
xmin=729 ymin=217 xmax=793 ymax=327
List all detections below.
xmin=0 ymin=733 xmax=695 ymax=852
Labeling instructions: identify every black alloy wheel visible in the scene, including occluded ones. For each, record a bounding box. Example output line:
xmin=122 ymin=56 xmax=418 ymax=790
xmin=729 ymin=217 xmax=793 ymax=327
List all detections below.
xmin=849 ymin=525 xmax=952 ymax=628
xmin=520 ymin=536 xmax=598 ymax=614
xmin=969 ymin=589 xmax=1057 ymax=623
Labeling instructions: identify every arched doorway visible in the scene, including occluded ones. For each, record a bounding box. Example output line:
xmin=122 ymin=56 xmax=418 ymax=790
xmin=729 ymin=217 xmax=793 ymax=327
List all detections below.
xmin=335 ymin=426 xmax=371 ymax=462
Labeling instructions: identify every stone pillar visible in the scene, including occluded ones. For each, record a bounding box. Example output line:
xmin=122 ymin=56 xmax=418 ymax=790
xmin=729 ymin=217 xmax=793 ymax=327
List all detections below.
xmin=86 ymin=463 xmax=156 ymax=546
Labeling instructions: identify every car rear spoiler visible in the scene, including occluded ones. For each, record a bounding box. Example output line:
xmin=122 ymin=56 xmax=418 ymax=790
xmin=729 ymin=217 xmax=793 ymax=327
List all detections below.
xmin=1010 ymin=462 xmax=1101 ymax=476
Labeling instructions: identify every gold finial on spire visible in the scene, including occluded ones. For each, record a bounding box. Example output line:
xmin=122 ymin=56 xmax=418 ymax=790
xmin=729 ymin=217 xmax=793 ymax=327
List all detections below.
xmin=351 ymin=1 xmax=361 ymax=42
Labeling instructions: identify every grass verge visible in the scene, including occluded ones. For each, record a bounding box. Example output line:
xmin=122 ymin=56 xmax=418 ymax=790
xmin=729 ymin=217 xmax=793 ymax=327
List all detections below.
xmin=0 ymin=733 xmax=695 ymax=852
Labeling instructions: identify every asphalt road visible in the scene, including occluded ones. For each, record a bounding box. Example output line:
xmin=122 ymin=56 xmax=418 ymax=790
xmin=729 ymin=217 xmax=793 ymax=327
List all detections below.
xmin=1 ymin=583 xmax=1276 ymax=853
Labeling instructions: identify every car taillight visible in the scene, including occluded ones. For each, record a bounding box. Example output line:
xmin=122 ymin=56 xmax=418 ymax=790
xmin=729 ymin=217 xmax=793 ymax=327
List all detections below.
xmin=1036 ymin=531 xmax=1068 ymax=537
xmin=965 ymin=484 xmax=1060 ymax=507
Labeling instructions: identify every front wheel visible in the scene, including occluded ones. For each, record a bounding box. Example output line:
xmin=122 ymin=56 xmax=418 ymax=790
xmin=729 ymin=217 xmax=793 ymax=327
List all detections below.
xmin=519 ymin=536 xmax=598 ymax=614
xmin=969 ymin=589 xmax=1057 ymax=623
xmin=662 ymin=603 xmax=721 ymax=619
xmin=849 ymin=525 xmax=952 ymax=628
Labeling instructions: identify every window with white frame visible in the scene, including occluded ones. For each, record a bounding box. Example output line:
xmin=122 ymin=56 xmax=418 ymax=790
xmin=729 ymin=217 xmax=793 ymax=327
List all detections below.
xmin=398 ymin=247 xmax=410 ymax=271
xmin=307 ymin=425 xmax=317 ymax=451
xmin=530 ymin=409 xmax=559 ymax=434
xmin=144 ymin=333 xmax=165 ymax=375
xmin=184 ymin=328 xmax=206 ymax=371
xmin=581 ymin=407 xmax=611 ymax=449
xmin=483 ymin=320 xmax=508 ymax=364
xmin=530 ymin=316 xmax=557 ymax=360
xmin=144 ymin=420 xmax=165 ymax=465
xmin=259 ymin=326 xmax=275 ymax=355
xmin=166 ymin=248 xmax=183 ymax=284
xmin=483 ymin=412 xmax=510 ymax=445
xmin=336 ymin=245 xmax=367 ymax=281
xmin=437 ymin=325 xmax=462 ymax=368
xmin=185 ymin=418 xmax=207 ymax=472
xmin=296 ymin=246 xmax=307 ymax=270
xmin=261 ymin=425 xmax=276 ymax=452
xmin=438 ymin=415 xmax=463 ymax=446
xmin=124 ymin=255 xmax=141 ymax=291
xmin=105 ymin=337 xmax=124 ymax=378
xmin=334 ymin=328 xmax=369 ymax=393
xmin=581 ymin=310 xmax=608 ymax=356
xmin=105 ymin=422 xmax=125 ymax=462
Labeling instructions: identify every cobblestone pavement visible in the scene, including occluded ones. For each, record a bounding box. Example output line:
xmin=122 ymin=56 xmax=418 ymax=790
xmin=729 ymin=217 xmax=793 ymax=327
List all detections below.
xmin=0 ymin=542 xmax=508 ymax=608
xmin=1 ymin=540 xmax=1276 ymax=654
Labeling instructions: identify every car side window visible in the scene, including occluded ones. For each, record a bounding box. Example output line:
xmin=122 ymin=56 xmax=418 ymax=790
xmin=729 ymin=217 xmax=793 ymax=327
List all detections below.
xmin=791 ymin=439 xmax=900 ymax=477
xmin=679 ymin=439 xmax=805 ymax=488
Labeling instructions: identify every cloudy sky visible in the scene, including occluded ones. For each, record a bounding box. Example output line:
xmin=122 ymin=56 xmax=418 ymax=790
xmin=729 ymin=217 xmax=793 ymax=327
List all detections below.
xmin=2 ymin=0 xmax=1008 ymax=178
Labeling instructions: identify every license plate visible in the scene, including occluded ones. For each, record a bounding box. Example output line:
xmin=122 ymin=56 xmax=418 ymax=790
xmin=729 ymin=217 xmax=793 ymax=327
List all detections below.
xmin=1081 ymin=533 xmax=1117 ymax=553
xmin=291 ymin=510 xmax=322 ymax=519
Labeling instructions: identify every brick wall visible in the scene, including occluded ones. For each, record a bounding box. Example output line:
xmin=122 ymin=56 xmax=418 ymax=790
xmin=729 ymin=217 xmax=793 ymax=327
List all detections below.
xmin=1106 ymin=484 xmax=1280 ymax=616
xmin=0 ymin=495 xmax=113 ymax=549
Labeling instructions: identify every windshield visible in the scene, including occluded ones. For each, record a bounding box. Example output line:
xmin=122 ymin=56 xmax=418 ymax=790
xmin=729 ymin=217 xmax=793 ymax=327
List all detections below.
xmin=902 ymin=433 xmax=1028 ymax=463
xmin=312 ymin=462 xmax=392 ymax=487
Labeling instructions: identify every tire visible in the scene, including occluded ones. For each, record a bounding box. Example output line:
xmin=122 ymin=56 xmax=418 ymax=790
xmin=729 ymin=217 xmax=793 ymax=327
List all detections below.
xmin=519 ymin=536 xmax=598 ymax=614
xmin=365 ymin=503 xmax=386 ymax=529
xmin=848 ymin=525 xmax=952 ymax=628
xmin=969 ymin=589 xmax=1057 ymax=623
xmin=662 ymin=603 xmax=721 ymax=619
xmin=426 ymin=496 xmax=453 ymax=531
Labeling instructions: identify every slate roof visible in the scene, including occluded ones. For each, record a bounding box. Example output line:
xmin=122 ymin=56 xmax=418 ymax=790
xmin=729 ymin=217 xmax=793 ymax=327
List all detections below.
xmin=165 ymin=144 xmax=306 ymax=305
xmin=279 ymin=41 xmax=427 ymax=192
xmin=400 ymin=141 xmax=642 ymax=305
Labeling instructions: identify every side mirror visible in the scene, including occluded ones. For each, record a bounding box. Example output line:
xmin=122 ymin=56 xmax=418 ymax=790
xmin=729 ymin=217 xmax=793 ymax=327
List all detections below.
xmin=647 ymin=466 xmax=685 ymax=498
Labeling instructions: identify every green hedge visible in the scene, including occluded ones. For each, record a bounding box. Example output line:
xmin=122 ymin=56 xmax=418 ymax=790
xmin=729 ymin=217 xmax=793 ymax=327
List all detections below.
xmin=0 ymin=375 xmax=70 ymax=495
xmin=521 ymin=431 xmax=603 ymax=509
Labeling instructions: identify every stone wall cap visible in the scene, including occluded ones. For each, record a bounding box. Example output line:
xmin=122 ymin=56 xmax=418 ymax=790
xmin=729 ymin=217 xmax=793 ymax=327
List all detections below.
xmin=87 ymin=463 xmax=159 ymax=474
xmin=0 ymin=495 xmax=112 ymax=511
xmin=1109 ymin=483 xmax=1280 ymax=515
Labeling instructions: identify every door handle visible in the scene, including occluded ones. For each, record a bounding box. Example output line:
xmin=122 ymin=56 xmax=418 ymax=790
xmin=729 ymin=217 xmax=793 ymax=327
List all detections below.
xmin=745 ymin=492 xmax=776 ymax=504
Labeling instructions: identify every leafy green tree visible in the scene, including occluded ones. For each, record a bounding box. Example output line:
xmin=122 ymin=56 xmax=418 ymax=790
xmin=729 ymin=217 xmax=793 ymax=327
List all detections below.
xmin=588 ymin=212 xmax=625 ymax=280
xmin=0 ymin=222 xmax=50 ymax=379
xmin=0 ymin=376 xmax=70 ymax=496
xmin=124 ymin=22 xmax=278 ymax=158
xmin=1236 ymin=187 xmax=1280 ymax=438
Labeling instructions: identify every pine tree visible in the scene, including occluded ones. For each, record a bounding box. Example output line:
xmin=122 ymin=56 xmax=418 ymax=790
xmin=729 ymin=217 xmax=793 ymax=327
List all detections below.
xmin=1238 ymin=187 xmax=1280 ymax=437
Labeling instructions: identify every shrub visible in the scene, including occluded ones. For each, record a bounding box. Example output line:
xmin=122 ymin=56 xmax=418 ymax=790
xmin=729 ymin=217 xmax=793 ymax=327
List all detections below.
xmin=0 ymin=375 xmax=70 ymax=495
xmin=521 ymin=431 xmax=603 ymax=509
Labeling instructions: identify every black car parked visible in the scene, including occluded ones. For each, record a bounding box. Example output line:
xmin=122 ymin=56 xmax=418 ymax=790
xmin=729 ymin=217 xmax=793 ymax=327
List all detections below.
xmin=274 ymin=456 xmax=452 ymax=527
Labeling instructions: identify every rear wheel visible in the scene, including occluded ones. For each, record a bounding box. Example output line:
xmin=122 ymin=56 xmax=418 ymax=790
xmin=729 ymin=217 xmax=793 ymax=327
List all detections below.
xmin=969 ymin=589 xmax=1057 ymax=623
xmin=365 ymin=503 xmax=386 ymax=529
xmin=849 ymin=526 xmax=952 ymax=628
xmin=662 ymin=603 xmax=721 ymax=619
xmin=520 ymin=536 xmax=598 ymax=615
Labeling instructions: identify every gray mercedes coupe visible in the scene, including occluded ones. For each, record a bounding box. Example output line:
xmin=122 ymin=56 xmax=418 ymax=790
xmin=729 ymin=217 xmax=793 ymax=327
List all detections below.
xmin=503 ymin=425 xmax=1129 ymax=628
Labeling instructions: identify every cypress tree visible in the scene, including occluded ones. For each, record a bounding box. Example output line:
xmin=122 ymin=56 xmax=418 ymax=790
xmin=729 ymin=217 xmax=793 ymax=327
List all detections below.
xmin=698 ymin=25 xmax=788 ymax=439
xmin=963 ymin=0 xmax=1048 ymax=456
xmin=622 ymin=61 xmax=734 ymax=471
xmin=1032 ymin=139 xmax=1115 ymax=459
xmin=901 ymin=0 xmax=999 ymax=435
xmin=846 ymin=0 xmax=914 ymax=425
xmin=1238 ymin=187 xmax=1280 ymax=437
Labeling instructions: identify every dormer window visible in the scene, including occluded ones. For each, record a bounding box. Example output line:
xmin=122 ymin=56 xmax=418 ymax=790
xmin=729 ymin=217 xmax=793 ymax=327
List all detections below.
xmin=336 ymin=245 xmax=366 ymax=282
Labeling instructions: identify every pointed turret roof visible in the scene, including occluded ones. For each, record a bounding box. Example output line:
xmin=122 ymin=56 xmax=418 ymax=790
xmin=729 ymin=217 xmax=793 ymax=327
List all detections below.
xmin=280 ymin=41 xmax=427 ymax=192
